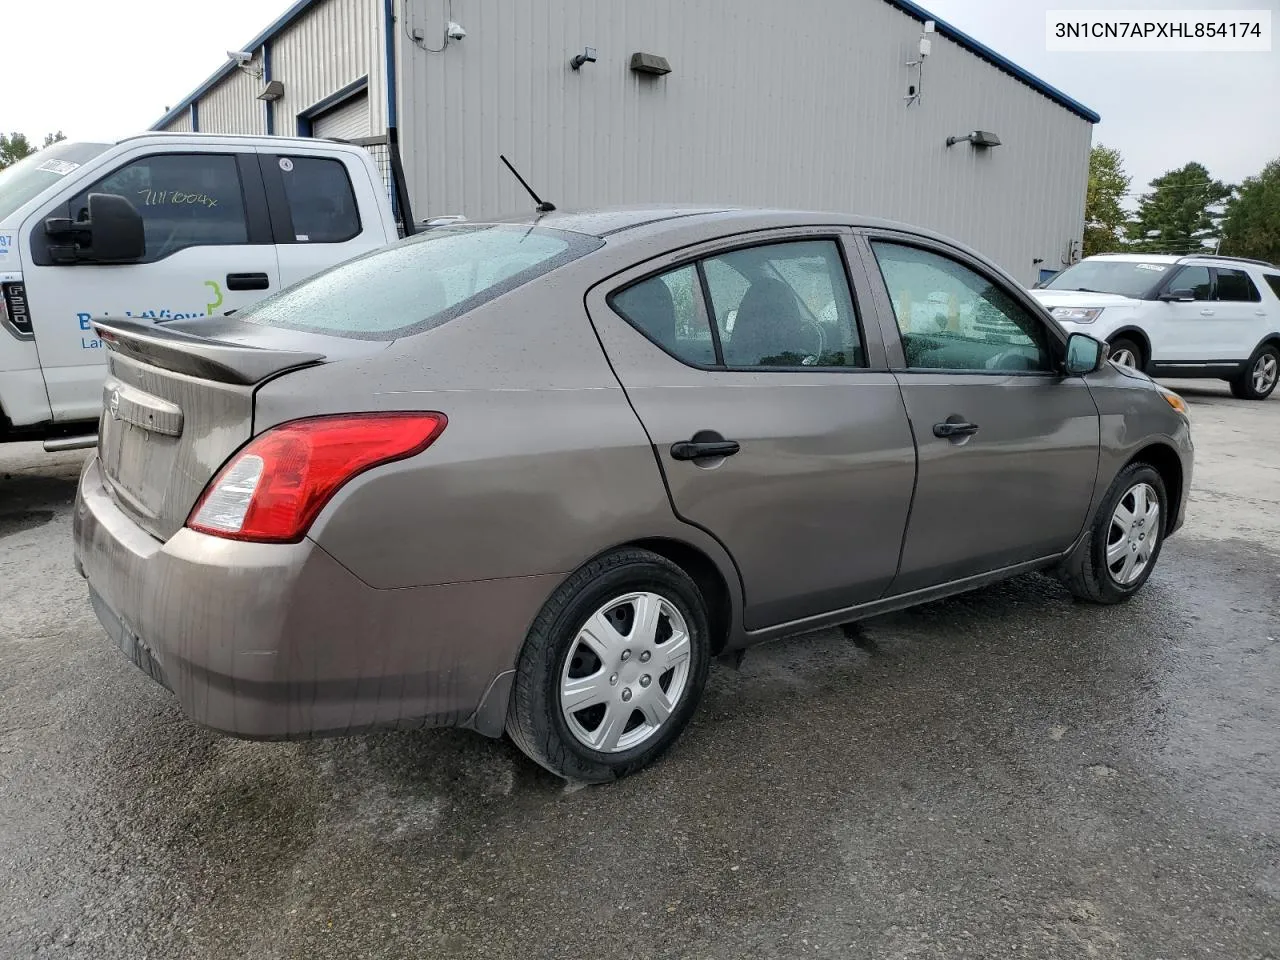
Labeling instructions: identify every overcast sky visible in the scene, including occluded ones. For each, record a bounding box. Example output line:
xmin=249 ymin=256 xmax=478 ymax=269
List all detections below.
xmin=3 ymin=0 xmax=1278 ymax=196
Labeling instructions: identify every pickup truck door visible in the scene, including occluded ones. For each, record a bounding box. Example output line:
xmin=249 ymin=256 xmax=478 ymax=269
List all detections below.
xmin=22 ymin=146 xmax=280 ymax=423
xmin=257 ymin=147 xmax=392 ymax=289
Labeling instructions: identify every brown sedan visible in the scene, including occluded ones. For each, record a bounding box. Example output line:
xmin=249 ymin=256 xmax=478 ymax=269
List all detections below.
xmin=73 ymin=208 xmax=1193 ymax=781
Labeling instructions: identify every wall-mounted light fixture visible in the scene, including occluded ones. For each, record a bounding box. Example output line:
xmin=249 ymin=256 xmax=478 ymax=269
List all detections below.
xmin=257 ymin=80 xmax=285 ymax=102
xmin=630 ymin=52 xmax=671 ymax=76
xmin=570 ymin=46 xmax=597 ymax=70
xmin=946 ymin=130 xmax=1002 ymax=148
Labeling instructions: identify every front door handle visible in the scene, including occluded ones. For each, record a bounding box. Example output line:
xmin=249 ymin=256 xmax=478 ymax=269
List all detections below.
xmin=670 ymin=437 xmax=741 ymax=461
xmin=1199 ymin=309 xmax=1215 ymax=317
xmin=933 ymin=420 xmax=980 ymax=439
xmin=226 ymin=272 xmax=271 ymax=291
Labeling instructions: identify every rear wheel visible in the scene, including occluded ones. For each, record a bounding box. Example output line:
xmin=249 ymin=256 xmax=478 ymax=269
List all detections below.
xmin=1057 ymin=463 xmax=1167 ymax=604
xmin=1229 ymin=345 xmax=1279 ymax=400
xmin=506 ymin=548 xmax=711 ymax=782
xmin=1107 ymin=337 xmax=1143 ymax=371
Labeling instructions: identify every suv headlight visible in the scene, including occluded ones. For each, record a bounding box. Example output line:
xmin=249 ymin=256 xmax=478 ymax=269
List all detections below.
xmin=1051 ymin=306 xmax=1104 ymax=323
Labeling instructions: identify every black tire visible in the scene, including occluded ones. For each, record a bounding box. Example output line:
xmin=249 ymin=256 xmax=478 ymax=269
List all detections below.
xmin=1056 ymin=462 xmax=1167 ymax=604
xmin=1228 ymin=344 xmax=1280 ymax=401
xmin=506 ymin=548 xmax=711 ymax=782
xmin=1107 ymin=336 xmax=1144 ymax=371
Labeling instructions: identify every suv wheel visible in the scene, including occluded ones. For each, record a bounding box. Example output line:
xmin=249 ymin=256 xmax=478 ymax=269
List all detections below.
xmin=1107 ymin=337 xmax=1143 ymax=370
xmin=1229 ymin=344 xmax=1280 ymax=401
xmin=506 ymin=548 xmax=711 ymax=782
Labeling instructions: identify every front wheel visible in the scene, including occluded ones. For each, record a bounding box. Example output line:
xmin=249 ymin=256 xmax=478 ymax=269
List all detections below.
xmin=1229 ymin=345 xmax=1279 ymax=400
xmin=1107 ymin=337 xmax=1143 ymax=370
xmin=506 ymin=548 xmax=711 ymax=782
xmin=1056 ymin=463 xmax=1167 ymax=604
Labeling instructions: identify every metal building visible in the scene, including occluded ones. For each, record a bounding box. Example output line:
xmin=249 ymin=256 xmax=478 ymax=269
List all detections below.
xmin=153 ymin=0 xmax=1098 ymax=282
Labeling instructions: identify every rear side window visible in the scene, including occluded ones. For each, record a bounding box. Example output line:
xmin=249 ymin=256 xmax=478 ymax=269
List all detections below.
xmin=610 ymin=239 xmax=866 ymax=369
xmin=66 ymin=153 xmax=248 ymax=263
xmin=275 ymin=156 xmax=360 ymax=243
xmin=1213 ymin=268 xmax=1261 ymax=302
xmin=239 ymin=224 xmax=602 ymax=340
xmin=611 ymin=266 xmax=717 ymax=365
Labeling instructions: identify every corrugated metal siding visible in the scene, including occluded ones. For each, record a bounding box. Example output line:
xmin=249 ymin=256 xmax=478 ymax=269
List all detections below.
xmin=162 ymin=112 xmax=194 ymax=133
xmin=312 ymin=92 xmax=372 ymax=139
xmin=272 ymin=0 xmax=385 ymax=137
xmin=197 ymin=55 xmax=268 ymax=136
xmin=397 ymin=0 xmax=1091 ymax=282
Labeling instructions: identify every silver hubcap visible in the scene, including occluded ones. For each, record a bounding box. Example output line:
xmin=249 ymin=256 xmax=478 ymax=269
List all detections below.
xmin=1106 ymin=482 xmax=1161 ymax=586
xmin=560 ymin=592 xmax=692 ymax=753
xmin=1252 ymin=354 xmax=1278 ymax=394
xmin=1110 ymin=346 xmax=1137 ymax=368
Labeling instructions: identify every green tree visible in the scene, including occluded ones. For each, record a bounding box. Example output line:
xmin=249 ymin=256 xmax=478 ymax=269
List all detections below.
xmin=0 ymin=132 xmax=36 ymax=170
xmin=1221 ymin=158 xmax=1280 ymax=264
xmin=0 ymin=131 xmax=68 ymax=170
xmin=1127 ymin=162 xmax=1231 ymax=253
xmin=1083 ymin=144 xmax=1131 ymax=257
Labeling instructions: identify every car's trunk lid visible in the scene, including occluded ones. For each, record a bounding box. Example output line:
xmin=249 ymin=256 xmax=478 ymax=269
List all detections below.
xmin=93 ymin=317 xmax=387 ymax=541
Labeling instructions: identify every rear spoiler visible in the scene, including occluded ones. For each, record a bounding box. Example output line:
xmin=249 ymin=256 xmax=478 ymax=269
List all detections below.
xmin=92 ymin=318 xmax=324 ymax=386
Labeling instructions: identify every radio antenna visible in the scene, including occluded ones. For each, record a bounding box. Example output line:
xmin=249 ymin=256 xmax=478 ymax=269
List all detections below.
xmin=500 ymin=154 xmax=555 ymax=213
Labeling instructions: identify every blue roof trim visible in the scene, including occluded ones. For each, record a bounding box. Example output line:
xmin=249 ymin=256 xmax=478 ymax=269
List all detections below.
xmin=882 ymin=0 xmax=1101 ymax=124
xmin=151 ymin=0 xmax=320 ymax=130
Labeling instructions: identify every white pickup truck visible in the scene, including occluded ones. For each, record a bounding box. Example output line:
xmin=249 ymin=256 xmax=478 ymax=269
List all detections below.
xmin=0 ymin=132 xmax=417 ymax=449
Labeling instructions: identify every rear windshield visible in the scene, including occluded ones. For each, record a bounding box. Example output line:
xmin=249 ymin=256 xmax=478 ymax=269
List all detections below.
xmin=1041 ymin=259 xmax=1172 ymax=298
xmin=238 ymin=224 xmax=603 ymax=340
xmin=0 ymin=141 xmax=109 ymax=222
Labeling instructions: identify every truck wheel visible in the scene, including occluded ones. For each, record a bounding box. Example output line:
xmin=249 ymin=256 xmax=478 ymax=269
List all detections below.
xmin=506 ymin=548 xmax=711 ymax=782
xmin=1056 ymin=462 xmax=1167 ymax=604
xmin=1228 ymin=344 xmax=1279 ymax=400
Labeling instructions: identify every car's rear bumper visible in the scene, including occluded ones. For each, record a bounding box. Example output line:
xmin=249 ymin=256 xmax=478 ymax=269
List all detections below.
xmin=72 ymin=456 xmax=557 ymax=739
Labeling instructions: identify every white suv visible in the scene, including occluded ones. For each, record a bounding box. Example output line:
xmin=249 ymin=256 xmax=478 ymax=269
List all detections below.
xmin=1031 ymin=253 xmax=1280 ymax=401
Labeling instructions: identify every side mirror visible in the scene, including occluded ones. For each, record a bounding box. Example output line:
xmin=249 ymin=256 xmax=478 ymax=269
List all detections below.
xmin=1064 ymin=332 xmax=1106 ymax=375
xmin=1158 ymin=289 xmax=1196 ymax=302
xmin=44 ymin=192 xmax=144 ymax=264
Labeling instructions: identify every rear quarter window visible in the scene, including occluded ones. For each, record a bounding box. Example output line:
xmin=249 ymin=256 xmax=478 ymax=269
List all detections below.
xmin=1264 ymin=274 xmax=1280 ymax=301
xmin=237 ymin=224 xmax=603 ymax=340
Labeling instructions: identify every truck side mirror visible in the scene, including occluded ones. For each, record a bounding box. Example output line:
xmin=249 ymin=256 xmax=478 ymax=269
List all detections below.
xmin=44 ymin=192 xmax=145 ymax=264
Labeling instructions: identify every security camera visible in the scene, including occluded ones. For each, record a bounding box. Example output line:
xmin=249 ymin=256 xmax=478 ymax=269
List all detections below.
xmin=446 ymin=21 xmax=467 ymax=40
xmin=227 ymin=50 xmax=254 ymax=64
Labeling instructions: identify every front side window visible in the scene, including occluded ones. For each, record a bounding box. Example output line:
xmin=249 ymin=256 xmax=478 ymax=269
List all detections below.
xmin=701 ymin=240 xmax=863 ymax=368
xmin=275 ymin=156 xmax=360 ymax=243
xmin=239 ymin=224 xmax=601 ymax=340
xmin=872 ymin=241 xmax=1054 ymax=373
xmin=66 ymin=153 xmax=248 ymax=262
xmin=1166 ymin=266 xmax=1211 ymax=300
xmin=1213 ymin=268 xmax=1261 ymax=302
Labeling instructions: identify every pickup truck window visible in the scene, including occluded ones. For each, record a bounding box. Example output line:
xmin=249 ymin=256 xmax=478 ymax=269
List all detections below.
xmin=238 ymin=224 xmax=604 ymax=340
xmin=275 ymin=156 xmax=360 ymax=243
xmin=66 ymin=153 xmax=248 ymax=263
xmin=0 ymin=141 xmax=108 ymax=222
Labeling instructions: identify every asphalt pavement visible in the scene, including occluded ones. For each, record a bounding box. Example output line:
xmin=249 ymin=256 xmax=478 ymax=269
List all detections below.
xmin=1 ymin=379 xmax=1277 ymax=959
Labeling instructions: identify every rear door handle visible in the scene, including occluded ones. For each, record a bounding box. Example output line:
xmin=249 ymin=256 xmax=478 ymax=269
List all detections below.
xmin=670 ymin=439 xmax=740 ymax=461
xmin=226 ymin=272 xmax=271 ymax=291
xmin=933 ymin=421 xmax=979 ymax=439
xmin=1199 ymin=309 xmax=1215 ymax=317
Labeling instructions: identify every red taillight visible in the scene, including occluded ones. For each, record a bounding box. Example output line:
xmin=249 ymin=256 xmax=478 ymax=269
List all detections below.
xmin=187 ymin=413 xmax=447 ymax=543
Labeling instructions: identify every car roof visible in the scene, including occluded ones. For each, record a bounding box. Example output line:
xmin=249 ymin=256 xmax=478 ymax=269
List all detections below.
xmin=475 ymin=205 xmax=952 ymax=242
xmin=1083 ymin=253 xmax=1185 ymax=263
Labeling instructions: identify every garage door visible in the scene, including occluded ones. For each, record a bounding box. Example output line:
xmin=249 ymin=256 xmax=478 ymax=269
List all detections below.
xmin=311 ymin=92 xmax=370 ymax=141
